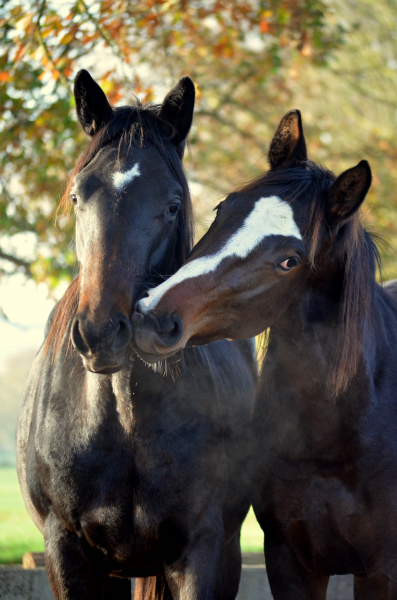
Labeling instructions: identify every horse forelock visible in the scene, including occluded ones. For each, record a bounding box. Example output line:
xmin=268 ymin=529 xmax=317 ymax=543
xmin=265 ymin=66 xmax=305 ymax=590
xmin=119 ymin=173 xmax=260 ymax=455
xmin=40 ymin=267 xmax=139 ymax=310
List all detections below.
xmin=47 ymin=101 xmax=194 ymax=359
xmin=241 ymin=162 xmax=379 ymax=398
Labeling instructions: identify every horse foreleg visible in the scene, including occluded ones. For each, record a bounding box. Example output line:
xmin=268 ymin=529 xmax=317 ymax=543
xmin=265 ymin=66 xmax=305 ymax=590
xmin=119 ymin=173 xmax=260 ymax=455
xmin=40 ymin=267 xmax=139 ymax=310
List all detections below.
xmin=164 ymin=508 xmax=227 ymax=600
xmin=265 ymin=532 xmax=329 ymax=600
xmin=222 ymin=530 xmax=243 ymax=600
xmin=354 ymin=575 xmax=379 ymax=600
xmin=362 ymin=573 xmax=397 ymax=600
xmin=44 ymin=510 xmax=108 ymax=600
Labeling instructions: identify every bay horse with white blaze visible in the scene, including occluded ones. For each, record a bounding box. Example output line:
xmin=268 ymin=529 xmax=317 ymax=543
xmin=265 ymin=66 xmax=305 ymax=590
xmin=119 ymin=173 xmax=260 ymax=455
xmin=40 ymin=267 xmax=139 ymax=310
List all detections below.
xmin=133 ymin=110 xmax=397 ymax=599
xmin=16 ymin=70 xmax=256 ymax=600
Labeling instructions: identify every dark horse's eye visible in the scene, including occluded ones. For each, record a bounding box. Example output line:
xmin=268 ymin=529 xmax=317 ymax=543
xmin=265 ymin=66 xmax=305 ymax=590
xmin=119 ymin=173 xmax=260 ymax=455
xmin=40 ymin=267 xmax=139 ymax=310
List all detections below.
xmin=168 ymin=202 xmax=180 ymax=215
xmin=71 ymin=194 xmax=78 ymax=206
xmin=279 ymin=257 xmax=300 ymax=271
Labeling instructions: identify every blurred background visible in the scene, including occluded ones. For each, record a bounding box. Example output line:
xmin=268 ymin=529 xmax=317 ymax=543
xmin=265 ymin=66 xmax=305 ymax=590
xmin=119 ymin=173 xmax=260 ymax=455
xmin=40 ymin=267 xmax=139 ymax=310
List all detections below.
xmin=1 ymin=0 xmax=397 ymax=562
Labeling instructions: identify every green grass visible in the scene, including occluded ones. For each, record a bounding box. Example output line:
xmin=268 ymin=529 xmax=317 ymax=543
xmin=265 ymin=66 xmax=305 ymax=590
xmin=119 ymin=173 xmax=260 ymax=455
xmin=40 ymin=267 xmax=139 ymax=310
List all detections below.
xmin=0 ymin=467 xmax=44 ymax=564
xmin=0 ymin=467 xmax=263 ymax=563
xmin=241 ymin=507 xmax=263 ymax=552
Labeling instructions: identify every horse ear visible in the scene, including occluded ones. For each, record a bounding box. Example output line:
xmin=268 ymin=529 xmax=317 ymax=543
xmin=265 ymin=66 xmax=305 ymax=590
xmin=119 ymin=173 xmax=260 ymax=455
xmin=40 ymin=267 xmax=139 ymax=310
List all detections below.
xmin=326 ymin=160 xmax=372 ymax=227
xmin=268 ymin=110 xmax=307 ymax=170
xmin=74 ymin=70 xmax=113 ymax=137
xmin=159 ymin=77 xmax=195 ymax=157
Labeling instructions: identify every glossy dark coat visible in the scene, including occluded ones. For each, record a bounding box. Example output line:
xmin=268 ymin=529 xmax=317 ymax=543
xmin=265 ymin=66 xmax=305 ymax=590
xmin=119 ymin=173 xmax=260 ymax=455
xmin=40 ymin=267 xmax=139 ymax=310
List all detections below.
xmin=133 ymin=111 xmax=397 ymax=599
xmin=16 ymin=71 xmax=256 ymax=600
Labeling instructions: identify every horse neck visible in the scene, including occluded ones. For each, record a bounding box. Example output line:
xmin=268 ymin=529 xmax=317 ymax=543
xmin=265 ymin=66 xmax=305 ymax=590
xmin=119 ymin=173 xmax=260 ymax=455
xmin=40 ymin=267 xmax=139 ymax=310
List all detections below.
xmin=107 ymin=348 xmax=221 ymax=434
xmin=262 ymin=264 xmax=372 ymax=407
xmin=107 ymin=356 xmax=174 ymax=431
xmin=254 ymin=284 xmax=367 ymax=468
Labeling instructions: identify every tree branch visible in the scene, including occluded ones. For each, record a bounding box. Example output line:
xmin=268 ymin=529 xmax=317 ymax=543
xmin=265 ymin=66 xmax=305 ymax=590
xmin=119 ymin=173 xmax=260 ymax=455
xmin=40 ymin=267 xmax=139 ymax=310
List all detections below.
xmin=0 ymin=186 xmax=41 ymax=235
xmin=79 ymin=0 xmax=125 ymax=63
xmin=195 ymin=109 xmax=268 ymax=153
xmin=36 ymin=0 xmax=72 ymax=93
xmin=0 ymin=251 xmax=32 ymax=275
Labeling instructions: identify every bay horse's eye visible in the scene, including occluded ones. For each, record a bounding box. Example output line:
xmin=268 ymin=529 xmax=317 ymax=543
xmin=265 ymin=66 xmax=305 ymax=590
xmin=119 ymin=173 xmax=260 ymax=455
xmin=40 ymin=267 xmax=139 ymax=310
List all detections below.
xmin=168 ymin=202 xmax=180 ymax=215
xmin=279 ymin=257 xmax=300 ymax=271
xmin=71 ymin=194 xmax=78 ymax=206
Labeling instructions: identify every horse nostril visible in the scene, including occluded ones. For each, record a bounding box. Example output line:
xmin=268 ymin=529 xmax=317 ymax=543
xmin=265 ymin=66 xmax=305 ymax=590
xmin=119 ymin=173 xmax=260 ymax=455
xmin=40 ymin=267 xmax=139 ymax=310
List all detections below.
xmin=71 ymin=317 xmax=89 ymax=354
xmin=71 ymin=313 xmax=132 ymax=357
xmin=132 ymin=311 xmax=184 ymax=355
xmin=156 ymin=314 xmax=183 ymax=347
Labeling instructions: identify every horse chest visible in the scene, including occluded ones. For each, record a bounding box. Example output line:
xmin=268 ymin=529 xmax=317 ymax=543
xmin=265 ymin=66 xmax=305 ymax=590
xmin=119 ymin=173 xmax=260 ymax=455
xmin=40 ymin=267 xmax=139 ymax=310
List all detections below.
xmin=252 ymin=377 xmax=368 ymax=575
xmin=295 ymin=477 xmax=367 ymax=572
xmin=41 ymin=423 xmax=201 ymax=509
xmin=32 ymin=391 xmax=214 ymax=566
xmin=255 ymin=468 xmax=365 ymax=575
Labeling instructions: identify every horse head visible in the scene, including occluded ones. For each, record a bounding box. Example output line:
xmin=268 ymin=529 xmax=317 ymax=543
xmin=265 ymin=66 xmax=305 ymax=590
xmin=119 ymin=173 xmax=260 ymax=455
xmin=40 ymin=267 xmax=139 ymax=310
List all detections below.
xmin=55 ymin=70 xmax=195 ymax=373
xmin=132 ymin=110 xmax=372 ymax=367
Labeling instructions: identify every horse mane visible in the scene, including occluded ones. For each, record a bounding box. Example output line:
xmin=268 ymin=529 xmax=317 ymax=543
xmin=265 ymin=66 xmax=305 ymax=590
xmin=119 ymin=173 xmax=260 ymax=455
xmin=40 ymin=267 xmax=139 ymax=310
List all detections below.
xmin=246 ymin=161 xmax=379 ymax=398
xmin=45 ymin=99 xmax=194 ymax=358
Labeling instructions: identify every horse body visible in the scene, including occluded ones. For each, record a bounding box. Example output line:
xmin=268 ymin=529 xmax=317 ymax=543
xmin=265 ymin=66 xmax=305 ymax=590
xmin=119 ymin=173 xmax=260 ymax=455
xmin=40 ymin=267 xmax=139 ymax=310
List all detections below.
xmin=16 ymin=71 xmax=256 ymax=600
xmin=254 ymin=281 xmax=397 ymax=588
xmin=17 ymin=324 xmax=254 ymax=578
xmin=133 ymin=111 xmax=397 ymax=598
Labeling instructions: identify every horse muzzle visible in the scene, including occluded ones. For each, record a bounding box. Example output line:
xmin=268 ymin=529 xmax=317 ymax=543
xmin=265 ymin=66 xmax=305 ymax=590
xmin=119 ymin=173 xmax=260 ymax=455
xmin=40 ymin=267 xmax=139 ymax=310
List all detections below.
xmin=71 ymin=311 xmax=132 ymax=373
xmin=131 ymin=306 xmax=185 ymax=363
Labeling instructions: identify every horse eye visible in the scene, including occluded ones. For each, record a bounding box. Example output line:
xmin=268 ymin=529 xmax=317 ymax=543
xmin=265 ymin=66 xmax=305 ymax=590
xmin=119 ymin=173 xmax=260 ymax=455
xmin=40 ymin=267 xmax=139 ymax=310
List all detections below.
xmin=279 ymin=257 xmax=300 ymax=271
xmin=71 ymin=194 xmax=78 ymax=205
xmin=168 ymin=202 xmax=180 ymax=215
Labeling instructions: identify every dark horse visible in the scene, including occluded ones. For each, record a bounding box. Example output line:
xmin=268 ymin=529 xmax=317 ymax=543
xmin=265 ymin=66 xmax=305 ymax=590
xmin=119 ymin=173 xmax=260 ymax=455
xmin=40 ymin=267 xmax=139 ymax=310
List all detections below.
xmin=16 ymin=70 xmax=256 ymax=600
xmin=133 ymin=110 xmax=397 ymax=599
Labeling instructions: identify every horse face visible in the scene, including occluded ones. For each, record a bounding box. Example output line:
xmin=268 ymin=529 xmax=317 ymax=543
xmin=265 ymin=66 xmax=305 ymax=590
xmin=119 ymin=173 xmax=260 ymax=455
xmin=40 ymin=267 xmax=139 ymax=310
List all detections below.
xmin=132 ymin=188 xmax=311 ymax=362
xmin=70 ymin=71 xmax=195 ymax=374
xmin=71 ymin=142 xmax=184 ymax=373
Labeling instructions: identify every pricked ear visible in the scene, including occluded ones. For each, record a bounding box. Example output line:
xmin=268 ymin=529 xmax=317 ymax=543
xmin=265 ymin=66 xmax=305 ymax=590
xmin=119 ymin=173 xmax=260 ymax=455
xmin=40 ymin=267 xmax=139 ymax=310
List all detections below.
xmin=159 ymin=77 xmax=195 ymax=158
xmin=268 ymin=110 xmax=307 ymax=170
xmin=74 ymin=70 xmax=113 ymax=137
xmin=327 ymin=160 xmax=372 ymax=227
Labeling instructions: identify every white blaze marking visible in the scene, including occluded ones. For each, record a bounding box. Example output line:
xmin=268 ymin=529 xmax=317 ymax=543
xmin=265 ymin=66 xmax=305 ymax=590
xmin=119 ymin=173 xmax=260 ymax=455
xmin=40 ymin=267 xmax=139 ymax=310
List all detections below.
xmin=112 ymin=163 xmax=140 ymax=192
xmin=141 ymin=195 xmax=302 ymax=311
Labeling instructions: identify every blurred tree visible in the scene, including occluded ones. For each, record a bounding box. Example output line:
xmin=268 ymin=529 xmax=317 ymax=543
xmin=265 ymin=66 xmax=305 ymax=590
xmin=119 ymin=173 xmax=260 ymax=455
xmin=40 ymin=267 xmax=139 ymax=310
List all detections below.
xmin=0 ymin=0 xmax=339 ymax=288
xmin=288 ymin=0 xmax=397 ymax=279
xmin=0 ymin=347 xmax=37 ymax=464
xmin=3 ymin=1 xmax=397 ymax=283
